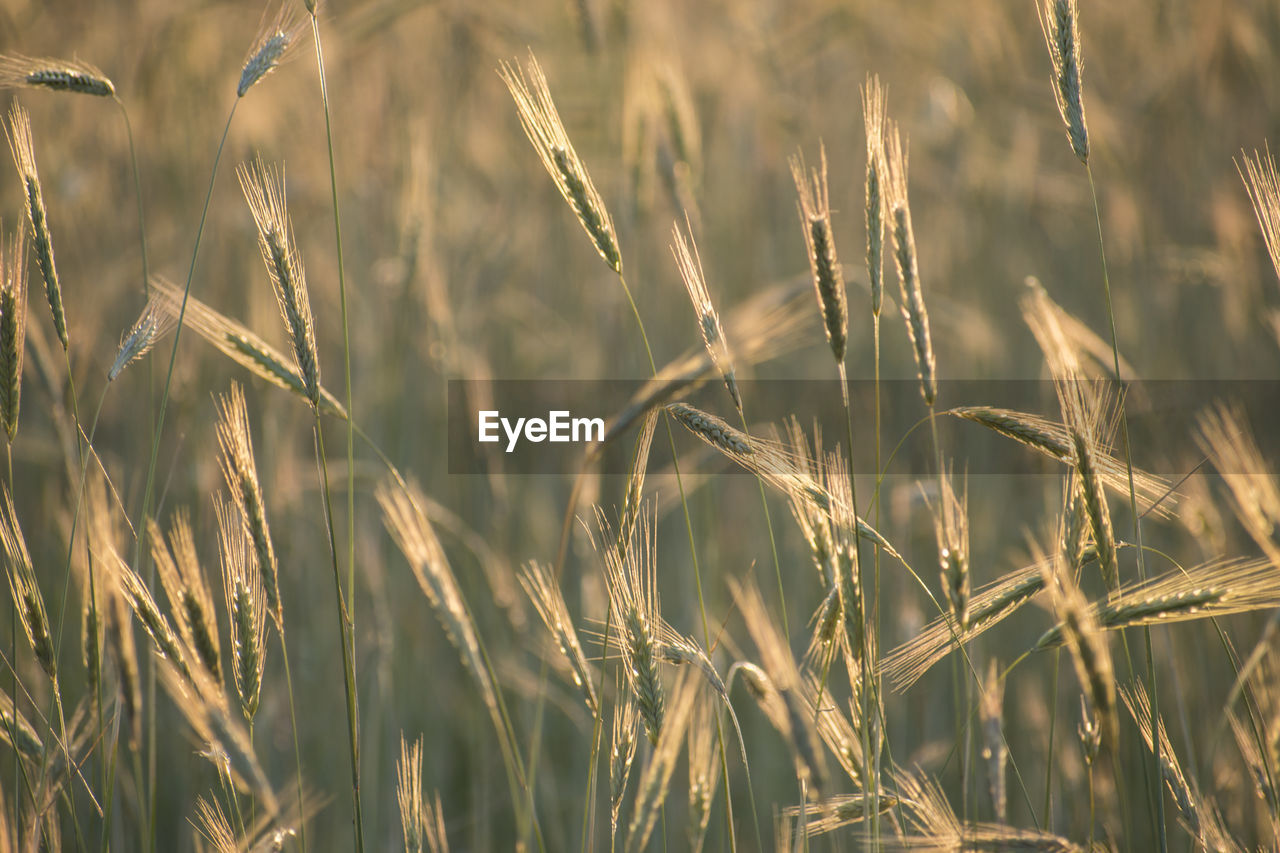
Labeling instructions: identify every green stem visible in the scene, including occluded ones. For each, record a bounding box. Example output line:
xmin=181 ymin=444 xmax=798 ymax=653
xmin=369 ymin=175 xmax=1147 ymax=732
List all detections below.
xmin=308 ymin=17 xmax=355 ymax=850
xmin=836 ymin=360 xmax=876 ymax=849
xmin=311 ymin=418 xmax=365 ymax=853
xmin=1085 ymin=165 xmax=1163 ymax=852
xmin=307 ymin=6 xmax=356 ymax=645
xmin=277 ymin=628 xmax=308 ymax=851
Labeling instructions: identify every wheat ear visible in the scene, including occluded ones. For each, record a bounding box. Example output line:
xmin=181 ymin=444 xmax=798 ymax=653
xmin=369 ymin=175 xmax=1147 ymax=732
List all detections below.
xmin=500 ymin=51 xmax=622 ymax=273
xmin=239 ymin=157 xmax=322 ymax=410
xmin=6 ymin=103 xmax=66 ymax=351
xmin=0 ymin=225 xmax=26 ymax=441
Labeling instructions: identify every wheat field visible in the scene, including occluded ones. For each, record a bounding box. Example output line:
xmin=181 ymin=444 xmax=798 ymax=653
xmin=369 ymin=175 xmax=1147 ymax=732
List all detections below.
xmin=0 ymin=0 xmax=1279 ymax=850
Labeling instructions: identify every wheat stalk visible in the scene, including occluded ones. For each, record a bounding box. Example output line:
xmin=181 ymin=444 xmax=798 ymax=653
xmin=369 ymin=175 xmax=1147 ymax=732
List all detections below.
xmin=609 ymin=691 xmax=639 ymax=840
xmin=216 ymin=381 xmax=284 ymax=628
xmin=150 ymin=512 xmax=222 ymax=681
xmin=791 ymin=144 xmax=847 ymax=363
xmin=601 ymin=513 xmax=666 ymax=744
xmin=932 ymin=469 xmax=971 ymax=632
xmin=6 ymin=102 xmax=66 ymax=351
xmin=947 ymin=405 xmax=1174 ymax=516
xmin=862 ymin=76 xmax=888 ymax=317
xmin=1041 ymin=553 xmax=1117 ymax=751
xmin=882 ymin=563 xmax=1046 ymax=691
xmin=672 ymin=218 xmax=740 ymax=410
xmin=0 ymin=226 xmax=25 ymax=443
xmin=149 ymin=277 xmax=346 ymax=417
xmin=109 ymin=295 xmax=175 ymax=381
xmin=1 ymin=487 xmax=54 ymax=680
xmin=1121 ymin=683 xmax=1200 ymax=837
xmin=884 ymin=123 xmax=936 ymax=405
xmin=500 ymin=51 xmax=622 ymax=273
xmin=0 ymin=55 xmax=114 ymax=96
xmin=1038 ymin=0 xmax=1090 ymax=164
xmin=103 ymin=540 xmax=193 ymax=684
xmin=159 ymin=660 xmax=278 ymax=814
xmin=0 ymin=693 xmax=41 ymax=762
xmin=239 ymin=4 xmax=303 ymax=97
xmin=216 ymin=497 xmax=266 ymax=722
xmin=239 ymin=157 xmax=322 ymax=410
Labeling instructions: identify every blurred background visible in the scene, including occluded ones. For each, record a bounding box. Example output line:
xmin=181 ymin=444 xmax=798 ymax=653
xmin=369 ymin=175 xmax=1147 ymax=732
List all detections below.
xmin=4 ymin=0 xmax=1280 ymax=849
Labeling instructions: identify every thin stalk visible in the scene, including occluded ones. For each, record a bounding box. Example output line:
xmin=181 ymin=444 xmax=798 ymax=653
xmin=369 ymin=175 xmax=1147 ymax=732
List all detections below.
xmin=277 ymin=629 xmax=308 ymax=852
xmin=311 ymin=418 xmax=365 ymax=853
xmin=1087 ymin=763 xmax=1096 ymax=849
xmin=113 ymin=97 xmax=149 ymax=299
xmin=1085 ymin=165 xmax=1163 ymax=851
xmin=836 ymin=361 xmax=875 ymax=849
xmin=580 ymin=603 xmax=613 ymax=853
xmin=307 ymin=17 xmax=355 ymax=851
xmin=871 ymin=313 xmax=885 ymax=847
xmin=1043 ymin=648 xmax=1059 ymax=826
xmin=307 ymin=5 xmax=356 ymax=638
xmin=135 ymin=100 xmax=238 ymax=591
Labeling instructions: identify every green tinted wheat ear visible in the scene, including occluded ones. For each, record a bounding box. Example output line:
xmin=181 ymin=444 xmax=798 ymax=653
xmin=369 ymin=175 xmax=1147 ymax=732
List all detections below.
xmin=150 ymin=512 xmax=222 ymax=681
xmin=610 ymin=692 xmax=640 ymax=838
xmin=216 ymin=381 xmax=283 ymax=628
xmin=109 ymin=294 xmax=176 ymax=381
xmin=0 ymin=55 xmax=114 ymax=97
xmin=602 ymin=513 xmax=666 ymax=745
xmin=0 ymin=225 xmax=26 ymax=441
xmin=932 ymin=470 xmax=970 ymax=632
xmin=239 ymin=5 xmax=302 ymax=97
xmin=862 ymin=76 xmax=887 ymax=316
xmin=666 ymin=401 xmax=752 ymax=455
xmin=1 ymin=488 xmax=54 ymax=680
xmin=885 ymin=125 xmax=936 ymax=405
xmin=239 ymin=158 xmax=321 ymax=409
xmin=500 ymin=52 xmax=622 ymax=273
xmin=6 ymin=103 xmax=66 ymax=350
xmin=1039 ymin=0 xmax=1089 ymax=164
xmin=150 ymin=277 xmax=347 ymax=417
xmin=217 ymin=497 xmax=266 ymax=723
xmin=106 ymin=541 xmax=193 ymax=683
xmin=791 ymin=145 xmax=847 ymax=363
